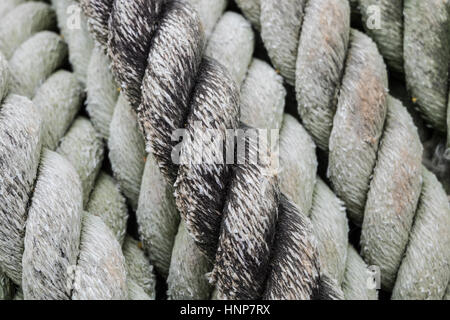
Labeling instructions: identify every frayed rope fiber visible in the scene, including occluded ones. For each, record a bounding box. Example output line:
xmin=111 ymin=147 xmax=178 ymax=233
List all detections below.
xmin=80 ymin=0 xmax=344 ymax=300
xmin=236 ymin=0 xmax=450 ymax=299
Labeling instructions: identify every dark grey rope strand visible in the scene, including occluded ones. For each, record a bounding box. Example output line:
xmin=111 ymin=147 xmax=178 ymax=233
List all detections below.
xmin=80 ymin=0 xmax=340 ymax=300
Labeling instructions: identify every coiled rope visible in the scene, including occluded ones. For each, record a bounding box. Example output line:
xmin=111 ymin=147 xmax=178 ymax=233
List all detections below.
xmin=0 ymin=1 xmax=154 ymax=300
xmin=79 ymin=0 xmax=346 ymax=300
xmin=236 ymin=0 xmax=450 ymax=299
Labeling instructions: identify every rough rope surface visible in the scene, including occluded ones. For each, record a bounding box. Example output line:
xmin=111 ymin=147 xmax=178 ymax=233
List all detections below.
xmin=168 ymin=4 xmax=374 ymax=300
xmin=80 ymin=3 xmax=370 ymax=299
xmin=80 ymin=0 xmax=346 ymax=300
xmin=0 ymin=1 xmax=154 ymax=300
xmin=237 ymin=0 xmax=450 ymax=299
xmin=237 ymin=0 xmax=450 ymax=155
xmin=355 ymin=0 xmax=450 ymax=155
xmin=79 ymin=0 xmax=376 ymax=300
xmin=51 ymin=0 xmax=157 ymax=300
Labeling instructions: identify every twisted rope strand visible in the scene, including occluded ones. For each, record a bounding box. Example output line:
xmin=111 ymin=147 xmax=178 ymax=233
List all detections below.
xmin=81 ymin=0 xmax=374 ymax=300
xmin=357 ymin=0 xmax=450 ymax=146
xmin=165 ymin=8 xmax=354 ymax=299
xmin=81 ymin=0 xmax=340 ymax=299
xmin=82 ymin=6 xmax=233 ymax=295
xmin=240 ymin=0 xmax=450 ymax=299
xmin=77 ymin=4 xmax=180 ymax=296
xmin=50 ymin=0 xmax=158 ymax=299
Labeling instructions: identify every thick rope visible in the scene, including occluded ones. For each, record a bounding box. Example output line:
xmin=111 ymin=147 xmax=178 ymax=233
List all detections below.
xmin=85 ymin=4 xmax=231 ymax=290
xmin=356 ymin=0 xmax=450 ymax=155
xmin=237 ymin=0 xmax=450 ymax=299
xmin=52 ymin=0 xmax=158 ymax=299
xmin=79 ymin=0 xmax=347 ymax=300
xmin=48 ymin=0 xmax=163 ymax=299
xmin=80 ymin=0 xmax=375 ymax=300
xmin=237 ymin=0 xmax=450 ymax=155
xmin=0 ymin=1 xmax=153 ymax=300
xmin=169 ymin=5 xmax=374 ymax=300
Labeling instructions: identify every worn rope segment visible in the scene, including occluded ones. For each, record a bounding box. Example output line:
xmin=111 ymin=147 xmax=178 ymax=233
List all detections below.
xmin=83 ymin=2 xmax=229 ymax=298
xmin=356 ymin=0 xmax=450 ymax=156
xmin=167 ymin=7 xmax=257 ymax=299
xmin=80 ymin=0 xmax=372 ymax=300
xmin=237 ymin=0 xmax=450 ymax=299
xmin=81 ymin=6 xmax=245 ymax=299
xmin=167 ymin=5 xmax=253 ymax=299
xmin=80 ymin=0 xmax=345 ymax=299
xmin=0 ymin=0 xmax=153 ymax=300
xmin=83 ymin=3 xmax=347 ymax=299
xmin=166 ymin=3 xmax=375 ymax=300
